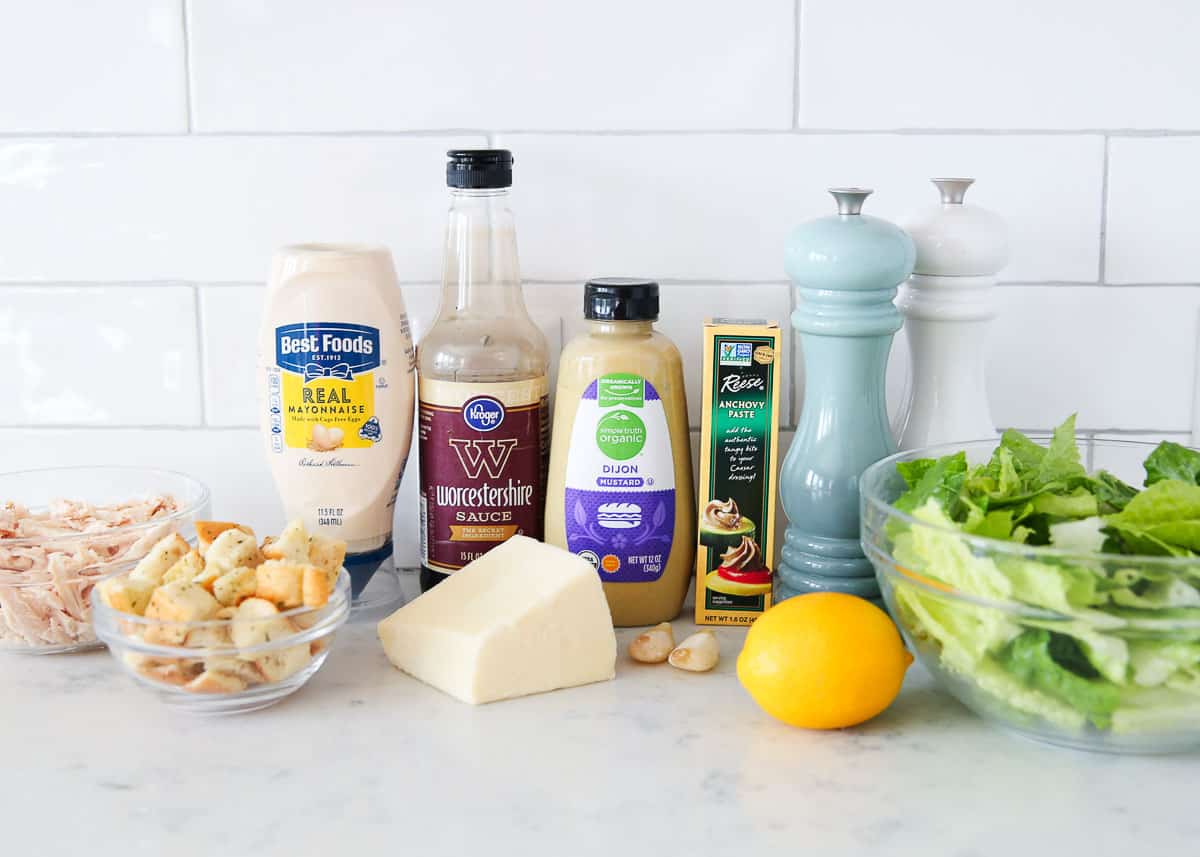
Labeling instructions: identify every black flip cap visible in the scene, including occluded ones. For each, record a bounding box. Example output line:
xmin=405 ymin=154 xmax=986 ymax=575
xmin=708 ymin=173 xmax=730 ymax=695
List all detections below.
xmin=584 ymin=278 xmax=660 ymax=322
xmin=447 ymin=149 xmax=513 ymax=189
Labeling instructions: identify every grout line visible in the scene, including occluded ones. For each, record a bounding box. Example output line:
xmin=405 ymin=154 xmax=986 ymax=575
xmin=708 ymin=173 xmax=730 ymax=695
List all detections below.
xmin=1097 ymin=135 xmax=1111 ymax=284
xmin=787 ymin=282 xmax=796 ymax=424
xmin=2 ymin=279 xmax=1198 ymax=290
xmin=180 ymin=0 xmax=194 ymax=133
xmin=6 ymin=424 xmax=1187 ymax=436
xmin=792 ymin=0 xmax=802 ymax=130
xmin=3 ymin=128 xmax=1200 ymax=141
xmin=0 ymin=425 xmax=258 ymax=432
xmin=192 ymin=285 xmax=208 ymax=425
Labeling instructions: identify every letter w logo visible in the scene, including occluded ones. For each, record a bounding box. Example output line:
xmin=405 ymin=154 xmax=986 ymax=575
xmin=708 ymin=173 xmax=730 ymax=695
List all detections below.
xmin=448 ymin=438 xmax=519 ymax=479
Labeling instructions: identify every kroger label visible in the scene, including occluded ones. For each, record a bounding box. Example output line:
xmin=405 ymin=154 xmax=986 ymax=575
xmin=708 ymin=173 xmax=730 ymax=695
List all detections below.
xmin=462 ymin=396 xmax=506 ymax=432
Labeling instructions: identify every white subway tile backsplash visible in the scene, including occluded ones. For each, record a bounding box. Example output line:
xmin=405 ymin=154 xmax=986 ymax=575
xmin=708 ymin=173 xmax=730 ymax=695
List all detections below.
xmin=0 ymin=1 xmax=186 ymax=133
xmin=986 ymin=286 xmax=1200 ymax=432
xmin=0 ymin=136 xmax=483 ymax=283
xmin=0 ymin=286 xmax=200 ymax=426
xmin=1106 ymin=138 xmax=1200 ymax=284
xmin=0 ymin=0 xmax=1193 ymax=527
xmin=502 ymin=134 xmax=1102 ymax=284
xmin=799 ymin=0 xmax=1200 ymax=130
xmin=188 ymin=0 xmax=794 ymax=132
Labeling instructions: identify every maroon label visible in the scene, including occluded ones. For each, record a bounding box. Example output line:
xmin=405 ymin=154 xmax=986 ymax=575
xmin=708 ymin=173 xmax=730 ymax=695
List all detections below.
xmin=418 ymin=384 xmax=548 ymax=572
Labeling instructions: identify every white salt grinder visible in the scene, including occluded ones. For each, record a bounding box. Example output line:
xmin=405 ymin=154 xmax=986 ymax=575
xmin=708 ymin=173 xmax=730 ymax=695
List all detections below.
xmin=894 ymin=178 xmax=1008 ymax=450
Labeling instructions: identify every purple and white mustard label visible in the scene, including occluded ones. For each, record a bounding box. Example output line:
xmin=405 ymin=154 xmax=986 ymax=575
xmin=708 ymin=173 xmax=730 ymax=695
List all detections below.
xmin=564 ymin=374 xmax=675 ymax=583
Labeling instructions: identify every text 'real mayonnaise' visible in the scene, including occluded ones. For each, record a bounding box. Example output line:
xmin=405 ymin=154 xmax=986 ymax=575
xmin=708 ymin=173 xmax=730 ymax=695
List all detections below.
xmin=257 ymin=244 xmax=416 ymax=597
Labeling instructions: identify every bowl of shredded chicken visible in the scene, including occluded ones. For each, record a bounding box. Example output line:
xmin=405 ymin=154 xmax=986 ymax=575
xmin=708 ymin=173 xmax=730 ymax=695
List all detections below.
xmin=0 ymin=467 xmax=210 ymax=653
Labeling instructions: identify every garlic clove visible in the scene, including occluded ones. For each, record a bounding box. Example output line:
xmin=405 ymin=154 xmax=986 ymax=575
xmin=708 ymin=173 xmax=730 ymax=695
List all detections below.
xmin=669 ymin=630 xmax=719 ymax=672
xmin=628 ymin=621 xmax=675 ymax=664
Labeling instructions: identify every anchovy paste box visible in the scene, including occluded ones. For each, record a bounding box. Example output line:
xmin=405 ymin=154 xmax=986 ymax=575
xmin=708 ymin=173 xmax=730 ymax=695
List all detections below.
xmin=695 ymin=319 xmax=782 ymax=625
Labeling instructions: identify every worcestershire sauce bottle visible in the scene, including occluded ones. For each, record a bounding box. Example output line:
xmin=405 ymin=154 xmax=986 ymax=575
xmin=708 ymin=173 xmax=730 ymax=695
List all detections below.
xmin=417 ymin=150 xmax=549 ymax=591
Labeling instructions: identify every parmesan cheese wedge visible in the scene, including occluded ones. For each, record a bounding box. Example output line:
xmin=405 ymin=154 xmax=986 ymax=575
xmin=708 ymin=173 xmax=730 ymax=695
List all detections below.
xmin=377 ymin=536 xmax=617 ymax=704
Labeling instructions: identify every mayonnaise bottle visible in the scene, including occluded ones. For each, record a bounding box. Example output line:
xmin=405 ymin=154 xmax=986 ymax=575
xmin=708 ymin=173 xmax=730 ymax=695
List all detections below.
xmin=257 ymin=244 xmax=416 ymax=597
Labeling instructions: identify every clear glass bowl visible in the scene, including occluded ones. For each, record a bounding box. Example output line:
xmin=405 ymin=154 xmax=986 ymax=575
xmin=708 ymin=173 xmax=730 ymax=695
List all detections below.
xmin=0 ymin=467 xmax=211 ymax=654
xmin=92 ymin=569 xmax=350 ymax=714
xmin=861 ymin=438 xmax=1200 ymax=754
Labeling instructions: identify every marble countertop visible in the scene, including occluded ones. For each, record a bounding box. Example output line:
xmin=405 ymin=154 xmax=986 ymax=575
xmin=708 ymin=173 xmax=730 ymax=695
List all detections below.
xmin=4 ymin=572 xmax=1196 ymax=856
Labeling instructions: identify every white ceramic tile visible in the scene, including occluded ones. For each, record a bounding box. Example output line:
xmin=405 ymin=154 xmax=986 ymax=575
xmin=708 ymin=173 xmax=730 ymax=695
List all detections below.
xmin=501 ymin=134 xmax=1103 ymax=284
xmin=188 ymin=0 xmax=793 ymax=132
xmin=986 ymin=286 xmax=1200 ymax=432
xmin=0 ymin=286 xmax=200 ymax=426
xmin=0 ymin=136 xmax=483 ymax=283
xmin=799 ymin=0 xmax=1200 ymax=130
xmin=0 ymin=0 xmax=186 ymax=133
xmin=1106 ymin=138 xmax=1200 ymax=284
xmin=561 ymin=283 xmax=791 ymax=430
xmin=199 ymin=286 xmax=263 ymax=427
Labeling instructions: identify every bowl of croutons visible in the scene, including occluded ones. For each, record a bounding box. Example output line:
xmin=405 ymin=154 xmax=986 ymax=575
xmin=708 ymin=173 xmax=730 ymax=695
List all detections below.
xmin=91 ymin=518 xmax=350 ymax=714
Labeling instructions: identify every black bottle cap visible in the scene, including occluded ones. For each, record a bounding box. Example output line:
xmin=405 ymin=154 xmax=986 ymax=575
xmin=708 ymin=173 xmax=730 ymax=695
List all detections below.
xmin=446 ymin=149 xmax=513 ymax=189
xmin=584 ymin=278 xmax=660 ymax=321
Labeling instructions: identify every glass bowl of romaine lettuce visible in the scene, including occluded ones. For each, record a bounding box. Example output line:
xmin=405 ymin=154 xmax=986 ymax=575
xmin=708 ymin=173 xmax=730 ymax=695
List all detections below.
xmin=860 ymin=416 xmax=1200 ymax=754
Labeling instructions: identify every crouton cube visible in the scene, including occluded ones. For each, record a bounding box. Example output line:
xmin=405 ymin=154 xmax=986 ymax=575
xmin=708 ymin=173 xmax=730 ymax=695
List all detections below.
xmin=143 ymin=624 xmax=189 ymax=646
xmin=162 ymin=550 xmax=205 ymax=584
xmin=254 ymin=645 xmax=312 ymax=682
xmin=144 ymin=580 xmax=221 ymax=624
xmin=205 ymin=528 xmax=261 ymax=574
xmin=184 ymin=623 xmax=232 ymax=650
xmin=262 ymin=519 xmax=310 ymax=563
xmin=203 ymin=655 xmax=264 ymax=685
xmin=98 ymin=575 xmax=158 ymax=615
xmin=302 ymin=564 xmax=333 ymax=608
xmin=230 ymin=597 xmax=292 ymax=649
xmin=195 ymin=521 xmax=254 ymax=557
xmin=130 ymin=534 xmax=190 ymax=584
xmin=212 ymin=565 xmax=258 ymax=607
xmin=307 ymin=535 xmax=347 ymax=585
xmin=134 ymin=657 xmax=200 ymax=687
xmin=255 ymin=561 xmax=306 ymax=609
xmin=185 ymin=670 xmax=247 ymax=694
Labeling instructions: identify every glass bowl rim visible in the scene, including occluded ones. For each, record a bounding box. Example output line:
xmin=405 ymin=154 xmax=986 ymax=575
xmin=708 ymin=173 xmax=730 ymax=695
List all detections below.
xmin=862 ymin=435 xmax=1200 ymax=571
xmin=0 ymin=465 xmax=211 ymax=552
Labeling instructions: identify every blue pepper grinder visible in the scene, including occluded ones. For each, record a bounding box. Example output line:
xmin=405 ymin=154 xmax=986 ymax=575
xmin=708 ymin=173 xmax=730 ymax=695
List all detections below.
xmin=776 ymin=188 xmax=915 ymax=606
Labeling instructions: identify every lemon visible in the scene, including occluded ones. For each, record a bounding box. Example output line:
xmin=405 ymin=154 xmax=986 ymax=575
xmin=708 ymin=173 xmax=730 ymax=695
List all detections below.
xmin=737 ymin=592 xmax=912 ymax=729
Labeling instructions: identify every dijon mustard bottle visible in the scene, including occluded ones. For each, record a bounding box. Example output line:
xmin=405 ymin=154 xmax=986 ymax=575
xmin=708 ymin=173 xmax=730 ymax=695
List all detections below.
xmin=545 ymin=279 xmax=695 ymax=626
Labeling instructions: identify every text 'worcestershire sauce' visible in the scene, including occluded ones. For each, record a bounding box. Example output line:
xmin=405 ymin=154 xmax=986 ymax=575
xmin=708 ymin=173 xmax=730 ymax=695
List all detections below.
xmin=417 ymin=150 xmax=549 ymax=591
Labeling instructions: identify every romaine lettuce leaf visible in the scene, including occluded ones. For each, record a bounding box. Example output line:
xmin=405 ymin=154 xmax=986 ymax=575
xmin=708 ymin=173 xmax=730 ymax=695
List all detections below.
xmin=1049 ymin=517 xmax=1106 ymax=553
xmin=1129 ymin=639 xmax=1200 ymax=687
xmin=1144 ymin=441 xmax=1200 ymax=487
xmin=998 ymin=630 xmax=1120 ymax=727
xmin=1105 ymin=480 xmax=1200 ymax=555
xmin=894 ymin=452 xmax=967 ymax=515
xmin=1111 ymin=578 xmax=1200 ymax=610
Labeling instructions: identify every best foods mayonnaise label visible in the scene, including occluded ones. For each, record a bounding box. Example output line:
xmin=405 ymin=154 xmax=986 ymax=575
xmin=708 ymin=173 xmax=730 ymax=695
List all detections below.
xmin=269 ymin=322 xmax=384 ymax=453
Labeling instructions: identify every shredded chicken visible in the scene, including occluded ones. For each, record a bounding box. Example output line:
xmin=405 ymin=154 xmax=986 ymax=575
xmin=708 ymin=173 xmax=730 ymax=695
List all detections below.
xmin=0 ymin=496 xmax=179 ymax=648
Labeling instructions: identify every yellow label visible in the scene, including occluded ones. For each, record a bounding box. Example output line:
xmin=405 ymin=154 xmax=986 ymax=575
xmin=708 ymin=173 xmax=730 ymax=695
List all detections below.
xmin=281 ymin=372 xmax=376 ymax=451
